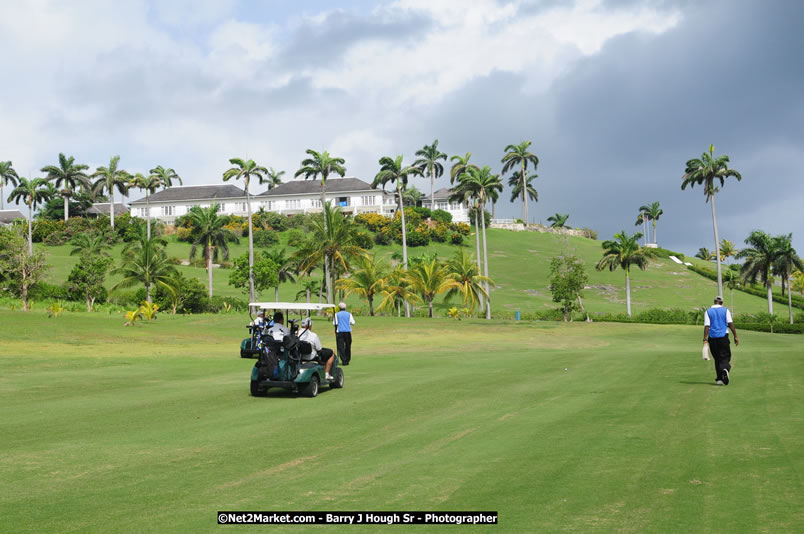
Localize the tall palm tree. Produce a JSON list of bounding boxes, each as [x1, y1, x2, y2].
[[635, 211, 648, 246], [405, 257, 461, 318], [128, 172, 162, 240], [639, 201, 663, 245], [223, 158, 268, 304], [112, 228, 178, 303], [264, 248, 296, 301], [681, 144, 742, 296], [70, 233, 112, 258], [450, 182, 485, 312], [92, 156, 129, 230], [771, 233, 803, 323], [737, 230, 778, 314], [373, 155, 423, 317], [459, 166, 502, 320], [336, 253, 390, 316], [719, 239, 738, 264], [295, 149, 346, 211], [0, 161, 19, 211], [293, 203, 365, 305], [547, 213, 569, 228], [501, 141, 539, 225], [8, 177, 52, 255], [449, 152, 478, 185], [414, 139, 447, 211], [188, 204, 239, 298], [507, 170, 538, 223], [444, 248, 491, 314], [149, 165, 182, 188], [596, 230, 654, 317], [265, 167, 285, 190], [41, 153, 90, 222], [295, 278, 320, 305]]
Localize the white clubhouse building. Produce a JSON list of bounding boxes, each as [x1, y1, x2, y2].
[[130, 177, 470, 223]]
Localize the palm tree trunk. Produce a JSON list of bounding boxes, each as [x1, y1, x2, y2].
[[521, 162, 528, 225], [27, 201, 33, 256], [710, 193, 723, 297], [246, 181, 255, 305], [788, 276, 793, 324], [481, 200, 491, 320], [369, 295, 374, 317], [430, 170, 435, 214], [474, 208, 485, 312], [146, 282, 152, 303], [110, 186, 115, 230], [306, 287, 311, 304], [324, 255, 332, 305], [653, 220, 657, 245], [64, 194, 69, 222], [1, 183, 4, 210], [207, 240, 213, 298], [766, 282, 773, 315], [146, 189, 151, 240], [625, 269, 632, 317], [428, 298, 433, 318], [399, 187, 410, 318], [275, 285, 279, 302]]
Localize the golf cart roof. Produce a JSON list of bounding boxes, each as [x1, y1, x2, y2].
[[250, 302, 336, 311]]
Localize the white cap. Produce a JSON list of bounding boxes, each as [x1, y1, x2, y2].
[[339, 302, 346, 310], [301, 317, 312, 327]]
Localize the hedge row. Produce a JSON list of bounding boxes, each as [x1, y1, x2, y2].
[[686, 264, 804, 310]]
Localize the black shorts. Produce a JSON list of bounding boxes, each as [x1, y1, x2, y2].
[[318, 348, 334, 364]]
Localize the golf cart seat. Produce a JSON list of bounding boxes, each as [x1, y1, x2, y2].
[[298, 340, 315, 361]]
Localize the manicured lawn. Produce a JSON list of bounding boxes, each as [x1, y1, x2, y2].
[[38, 228, 781, 317], [1, 311, 801, 532]]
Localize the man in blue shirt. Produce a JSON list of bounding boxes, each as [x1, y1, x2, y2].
[[333, 302, 355, 365], [703, 296, 739, 385]]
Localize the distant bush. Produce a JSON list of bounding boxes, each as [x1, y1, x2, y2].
[[28, 282, 72, 301], [468, 207, 491, 228], [430, 209, 452, 223], [286, 229, 305, 245], [353, 230, 374, 250], [175, 227, 192, 242], [355, 213, 391, 232], [653, 247, 685, 260], [254, 211, 288, 232], [449, 232, 464, 245], [253, 229, 279, 248], [580, 228, 598, 240], [167, 256, 183, 265], [43, 232, 70, 246], [374, 229, 393, 246], [687, 264, 804, 310], [405, 227, 431, 247], [450, 222, 471, 236], [431, 223, 449, 243], [107, 290, 140, 307], [410, 207, 431, 220], [287, 213, 313, 229]]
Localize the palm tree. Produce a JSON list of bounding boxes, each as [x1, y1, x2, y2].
[[444, 248, 491, 314], [639, 201, 663, 245], [458, 166, 502, 320], [264, 248, 296, 301], [295, 278, 320, 305], [293, 203, 365, 306], [414, 139, 447, 211], [70, 233, 112, 258], [450, 182, 485, 312], [377, 265, 421, 317], [92, 156, 129, 230], [265, 167, 285, 190], [507, 170, 538, 222], [792, 270, 804, 297], [771, 233, 803, 323], [547, 213, 569, 229], [723, 268, 740, 316], [188, 204, 239, 298], [336, 253, 390, 316], [8, 177, 52, 255], [681, 144, 742, 296], [0, 161, 19, 211], [112, 228, 178, 303], [695, 248, 714, 261], [149, 165, 182, 188], [449, 153, 478, 184], [373, 155, 423, 317], [635, 211, 648, 246], [295, 149, 347, 212], [128, 172, 162, 240], [719, 239, 739, 264], [40, 153, 90, 222], [223, 158, 268, 304], [405, 257, 460, 318], [596, 230, 654, 317], [737, 230, 777, 314], [401, 185, 423, 207], [501, 141, 539, 225]]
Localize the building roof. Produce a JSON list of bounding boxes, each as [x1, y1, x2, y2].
[[87, 203, 129, 215], [431, 188, 457, 201], [130, 184, 247, 204], [0, 209, 25, 224], [257, 177, 381, 197]]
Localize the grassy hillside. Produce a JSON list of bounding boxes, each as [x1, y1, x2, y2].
[[2, 311, 801, 532], [38, 228, 781, 317]]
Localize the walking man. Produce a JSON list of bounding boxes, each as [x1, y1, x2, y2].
[[703, 295, 739, 385], [333, 302, 355, 365]]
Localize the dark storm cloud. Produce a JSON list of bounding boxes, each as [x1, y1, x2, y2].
[[278, 8, 433, 69]]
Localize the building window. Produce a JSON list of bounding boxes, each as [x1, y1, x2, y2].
[[139, 208, 148, 217], [361, 195, 375, 206], [285, 199, 300, 210], [161, 206, 175, 216], [311, 199, 322, 208]]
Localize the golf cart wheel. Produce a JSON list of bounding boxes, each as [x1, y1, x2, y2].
[[302, 374, 320, 398], [330, 368, 344, 389], [250, 380, 268, 397]]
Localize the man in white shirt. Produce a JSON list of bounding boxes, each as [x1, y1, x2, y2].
[[703, 295, 739, 385], [299, 317, 335, 380]]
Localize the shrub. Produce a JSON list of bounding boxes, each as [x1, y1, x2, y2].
[[287, 213, 314, 229], [405, 227, 431, 247], [468, 207, 491, 227], [28, 282, 72, 301], [353, 230, 374, 250], [449, 232, 464, 245], [286, 229, 305, 245], [450, 222, 471, 236], [175, 227, 192, 242], [224, 221, 248, 237], [653, 247, 685, 260], [206, 295, 248, 313], [431, 223, 449, 243], [107, 290, 141, 307], [254, 211, 288, 231], [374, 229, 393, 245], [355, 212, 392, 232], [687, 264, 804, 310], [253, 229, 280, 248], [43, 232, 70, 246], [32, 219, 66, 242], [430, 209, 452, 223], [580, 228, 598, 240]]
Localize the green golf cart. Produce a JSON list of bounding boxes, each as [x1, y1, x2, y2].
[[246, 302, 344, 398]]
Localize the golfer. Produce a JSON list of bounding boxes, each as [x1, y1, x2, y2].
[[333, 302, 355, 366], [703, 295, 739, 385], [299, 317, 335, 380]]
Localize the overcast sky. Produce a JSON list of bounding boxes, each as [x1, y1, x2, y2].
[[1, 0, 801, 255]]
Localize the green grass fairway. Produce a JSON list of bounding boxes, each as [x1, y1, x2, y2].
[[2, 311, 802, 532]]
